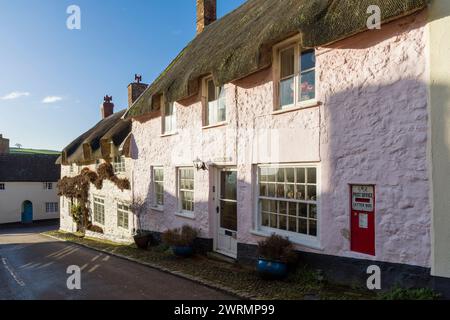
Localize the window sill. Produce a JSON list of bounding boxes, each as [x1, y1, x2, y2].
[[250, 229, 323, 251], [151, 206, 164, 212], [202, 121, 228, 130], [273, 100, 321, 115], [175, 211, 195, 220], [160, 131, 178, 138]]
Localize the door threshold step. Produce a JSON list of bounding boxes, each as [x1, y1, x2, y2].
[[207, 252, 237, 264]]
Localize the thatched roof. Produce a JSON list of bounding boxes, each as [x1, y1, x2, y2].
[[58, 110, 131, 165], [0, 154, 60, 182], [125, 0, 428, 119]]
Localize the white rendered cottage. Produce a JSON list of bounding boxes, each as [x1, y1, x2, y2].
[[58, 80, 147, 243], [0, 135, 60, 225]]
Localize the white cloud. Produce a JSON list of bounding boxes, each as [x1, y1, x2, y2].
[[42, 96, 63, 104], [1, 91, 30, 100]]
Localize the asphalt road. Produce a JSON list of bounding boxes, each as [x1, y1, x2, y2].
[[0, 222, 235, 300]]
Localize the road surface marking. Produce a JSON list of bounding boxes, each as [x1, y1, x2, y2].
[[88, 264, 100, 273], [91, 254, 101, 262], [1, 258, 26, 287]]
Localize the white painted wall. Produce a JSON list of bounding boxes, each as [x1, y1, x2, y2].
[[0, 182, 59, 224], [59, 159, 133, 243]]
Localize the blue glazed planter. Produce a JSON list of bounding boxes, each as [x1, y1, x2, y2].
[[257, 259, 288, 279], [172, 246, 194, 257]]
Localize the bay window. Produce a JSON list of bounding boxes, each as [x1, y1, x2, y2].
[[258, 166, 318, 238]]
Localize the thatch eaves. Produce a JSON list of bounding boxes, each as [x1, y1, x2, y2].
[[59, 110, 131, 165], [125, 0, 428, 119]]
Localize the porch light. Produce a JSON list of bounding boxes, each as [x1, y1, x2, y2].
[[193, 157, 207, 171]]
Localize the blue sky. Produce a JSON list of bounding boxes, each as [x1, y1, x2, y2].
[[0, 0, 245, 150]]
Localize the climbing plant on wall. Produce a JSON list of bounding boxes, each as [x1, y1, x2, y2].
[[57, 162, 131, 233]]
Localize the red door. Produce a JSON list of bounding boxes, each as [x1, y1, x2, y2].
[[350, 185, 375, 256]]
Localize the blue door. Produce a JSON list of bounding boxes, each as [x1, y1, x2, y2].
[[22, 201, 33, 224]]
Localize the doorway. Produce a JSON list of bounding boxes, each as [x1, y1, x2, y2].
[[215, 168, 238, 258], [22, 200, 33, 224]]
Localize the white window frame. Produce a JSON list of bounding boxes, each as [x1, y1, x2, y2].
[[152, 167, 164, 210], [203, 76, 227, 127], [254, 163, 321, 249], [93, 196, 105, 226], [273, 35, 317, 112], [113, 156, 126, 173], [162, 100, 177, 135], [177, 167, 195, 218], [43, 182, 53, 190], [45, 202, 59, 213], [0, 183, 5, 191], [117, 202, 130, 230]]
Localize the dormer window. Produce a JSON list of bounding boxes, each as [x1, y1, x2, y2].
[[113, 156, 126, 173], [204, 77, 226, 126], [151, 94, 162, 112], [162, 102, 176, 135], [274, 38, 316, 110]]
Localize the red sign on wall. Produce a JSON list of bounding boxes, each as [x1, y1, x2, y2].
[[350, 185, 375, 256]]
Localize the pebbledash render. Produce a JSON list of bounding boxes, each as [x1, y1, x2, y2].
[[125, 0, 450, 292]]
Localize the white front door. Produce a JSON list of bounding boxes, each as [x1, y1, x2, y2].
[[215, 168, 238, 258]]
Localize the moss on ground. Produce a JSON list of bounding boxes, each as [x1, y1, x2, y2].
[[43, 230, 408, 300]]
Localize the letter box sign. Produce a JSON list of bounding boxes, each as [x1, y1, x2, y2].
[[350, 185, 375, 256]]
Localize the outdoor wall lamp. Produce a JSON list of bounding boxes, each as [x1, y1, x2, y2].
[[193, 157, 208, 171]]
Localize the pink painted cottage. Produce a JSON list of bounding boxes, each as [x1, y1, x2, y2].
[[122, 0, 450, 293]]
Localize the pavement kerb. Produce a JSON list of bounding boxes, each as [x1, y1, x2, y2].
[[42, 232, 256, 300]]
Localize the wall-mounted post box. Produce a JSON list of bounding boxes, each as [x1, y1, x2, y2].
[[350, 185, 375, 256]]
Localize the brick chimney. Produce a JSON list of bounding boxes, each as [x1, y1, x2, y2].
[[196, 0, 216, 35], [128, 74, 148, 107], [0, 134, 10, 154], [101, 95, 114, 119]]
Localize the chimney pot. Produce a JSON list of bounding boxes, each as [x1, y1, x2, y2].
[[101, 95, 114, 119], [196, 0, 217, 35]]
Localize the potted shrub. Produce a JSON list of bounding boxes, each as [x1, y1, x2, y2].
[[162, 225, 198, 257], [257, 234, 297, 279], [130, 198, 153, 249]]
